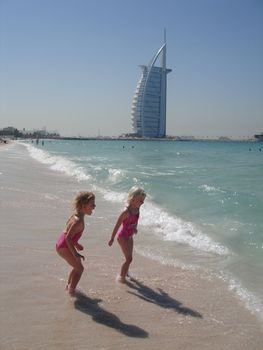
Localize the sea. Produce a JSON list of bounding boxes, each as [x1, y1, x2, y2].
[[21, 139, 263, 321]]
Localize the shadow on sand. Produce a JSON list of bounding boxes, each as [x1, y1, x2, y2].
[[126, 278, 202, 318], [74, 291, 148, 338]]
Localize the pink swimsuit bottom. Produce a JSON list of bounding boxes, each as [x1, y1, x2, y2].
[[117, 212, 139, 239], [56, 231, 83, 249]]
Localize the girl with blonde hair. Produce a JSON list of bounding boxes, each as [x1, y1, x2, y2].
[[108, 187, 146, 283]]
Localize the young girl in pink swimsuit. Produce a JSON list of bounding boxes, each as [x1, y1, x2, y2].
[[56, 192, 96, 295], [108, 187, 146, 283]]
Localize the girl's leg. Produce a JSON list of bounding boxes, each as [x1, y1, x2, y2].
[[117, 237, 133, 280], [67, 269, 74, 289], [69, 264, 84, 292], [56, 248, 84, 294]]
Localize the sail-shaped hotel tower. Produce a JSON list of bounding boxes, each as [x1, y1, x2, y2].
[[131, 39, 172, 138]]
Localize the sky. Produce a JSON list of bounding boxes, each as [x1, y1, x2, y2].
[[1, 0, 262, 137]]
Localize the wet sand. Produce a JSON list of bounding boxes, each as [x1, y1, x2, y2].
[[0, 142, 262, 350]]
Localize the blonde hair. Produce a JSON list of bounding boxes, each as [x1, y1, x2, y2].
[[127, 186, 146, 204], [74, 191, 95, 212]]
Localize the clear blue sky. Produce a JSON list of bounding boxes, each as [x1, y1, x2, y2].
[[1, 0, 262, 137]]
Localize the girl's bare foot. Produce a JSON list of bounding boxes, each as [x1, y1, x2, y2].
[[68, 287, 75, 296], [116, 275, 126, 283]]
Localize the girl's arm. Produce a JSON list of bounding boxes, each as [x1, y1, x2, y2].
[[75, 242, 84, 251], [108, 210, 128, 246], [65, 219, 85, 260]]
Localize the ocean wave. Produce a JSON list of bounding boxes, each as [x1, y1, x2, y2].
[[22, 143, 92, 182], [135, 246, 198, 270], [101, 189, 126, 203], [100, 187, 229, 256], [140, 202, 229, 256], [218, 272, 263, 322], [108, 168, 126, 183], [138, 170, 176, 177], [199, 184, 226, 193]]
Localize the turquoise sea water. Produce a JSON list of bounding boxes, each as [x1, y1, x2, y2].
[[22, 139, 263, 320]]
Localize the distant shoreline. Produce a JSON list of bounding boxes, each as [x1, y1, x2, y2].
[[2, 135, 261, 142], [21, 136, 260, 142]]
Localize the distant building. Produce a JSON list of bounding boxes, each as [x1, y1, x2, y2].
[[131, 37, 172, 138], [0, 126, 19, 138], [0, 126, 60, 139], [2, 126, 16, 133]]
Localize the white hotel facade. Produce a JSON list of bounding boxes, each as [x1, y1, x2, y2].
[[131, 41, 172, 138]]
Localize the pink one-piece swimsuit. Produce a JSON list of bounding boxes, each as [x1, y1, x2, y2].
[[117, 211, 139, 239], [56, 230, 83, 249]]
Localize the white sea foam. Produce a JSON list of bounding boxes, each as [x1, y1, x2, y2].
[[135, 246, 198, 270], [102, 190, 126, 203], [108, 168, 125, 183], [23, 143, 91, 182], [199, 184, 226, 193], [138, 170, 176, 177], [140, 201, 229, 256], [217, 272, 263, 322]]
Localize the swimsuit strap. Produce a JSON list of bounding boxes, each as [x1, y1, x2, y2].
[[127, 206, 139, 216]]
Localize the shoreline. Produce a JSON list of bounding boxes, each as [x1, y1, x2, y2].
[[15, 136, 261, 142], [1, 143, 262, 349]]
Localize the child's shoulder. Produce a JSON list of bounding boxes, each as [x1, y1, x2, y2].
[[67, 214, 82, 227], [73, 214, 84, 225], [120, 207, 129, 218]]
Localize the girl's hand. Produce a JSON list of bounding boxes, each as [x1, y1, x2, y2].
[[131, 224, 138, 234], [76, 243, 84, 251], [75, 252, 85, 260], [108, 238, 114, 246]]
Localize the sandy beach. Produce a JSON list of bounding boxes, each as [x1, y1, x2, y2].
[[0, 142, 262, 350]]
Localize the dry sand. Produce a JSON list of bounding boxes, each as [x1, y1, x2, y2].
[[0, 142, 262, 350]]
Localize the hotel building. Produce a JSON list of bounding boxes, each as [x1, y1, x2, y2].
[[131, 41, 172, 137]]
